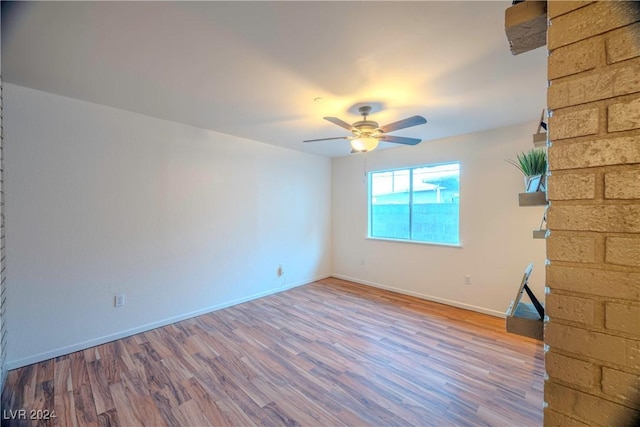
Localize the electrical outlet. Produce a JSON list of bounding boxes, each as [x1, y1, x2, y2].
[[464, 275, 471, 286], [114, 293, 125, 307]]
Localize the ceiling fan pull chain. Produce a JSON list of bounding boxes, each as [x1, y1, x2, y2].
[[363, 152, 368, 184]]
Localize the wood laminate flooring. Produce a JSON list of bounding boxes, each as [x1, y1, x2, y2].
[[2, 278, 544, 426]]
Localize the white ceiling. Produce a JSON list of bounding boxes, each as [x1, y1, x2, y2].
[[2, 1, 547, 158]]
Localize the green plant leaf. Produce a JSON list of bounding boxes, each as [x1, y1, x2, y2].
[[506, 149, 547, 176]]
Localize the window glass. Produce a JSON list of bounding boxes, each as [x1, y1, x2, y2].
[[369, 162, 460, 245]]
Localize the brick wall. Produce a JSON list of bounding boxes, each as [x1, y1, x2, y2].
[[545, 1, 640, 425]]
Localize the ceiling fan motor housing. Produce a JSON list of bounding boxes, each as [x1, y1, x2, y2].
[[352, 120, 380, 135]]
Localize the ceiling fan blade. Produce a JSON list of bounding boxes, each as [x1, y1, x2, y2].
[[324, 117, 354, 131], [380, 115, 427, 133], [380, 135, 422, 145], [303, 136, 349, 143]]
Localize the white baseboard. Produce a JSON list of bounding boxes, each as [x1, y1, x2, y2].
[[331, 274, 506, 318], [7, 274, 331, 370]]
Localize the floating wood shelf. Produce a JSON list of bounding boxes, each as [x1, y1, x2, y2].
[[505, 0, 547, 55], [506, 302, 543, 340], [519, 191, 547, 206], [532, 229, 547, 239], [533, 132, 547, 147]]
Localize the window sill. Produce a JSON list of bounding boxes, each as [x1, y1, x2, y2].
[[366, 236, 462, 248]]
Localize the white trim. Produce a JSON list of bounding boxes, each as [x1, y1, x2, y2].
[[331, 274, 506, 318], [6, 274, 330, 370], [365, 237, 462, 248]]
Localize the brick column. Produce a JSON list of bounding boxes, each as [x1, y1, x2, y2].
[[545, 1, 640, 425]]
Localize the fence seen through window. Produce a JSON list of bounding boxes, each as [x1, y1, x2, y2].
[[369, 162, 460, 245]]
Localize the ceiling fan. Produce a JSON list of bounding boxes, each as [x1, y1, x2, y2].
[[304, 106, 427, 153]]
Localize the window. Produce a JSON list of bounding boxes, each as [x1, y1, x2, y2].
[[369, 162, 460, 245]]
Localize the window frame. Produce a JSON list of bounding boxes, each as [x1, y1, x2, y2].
[[367, 162, 461, 247]]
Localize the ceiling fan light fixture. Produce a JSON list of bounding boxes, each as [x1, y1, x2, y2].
[[351, 136, 379, 153]]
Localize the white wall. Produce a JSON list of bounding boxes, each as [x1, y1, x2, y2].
[[332, 122, 546, 317], [4, 84, 332, 368]]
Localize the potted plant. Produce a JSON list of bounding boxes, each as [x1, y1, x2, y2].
[[506, 148, 547, 191]]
